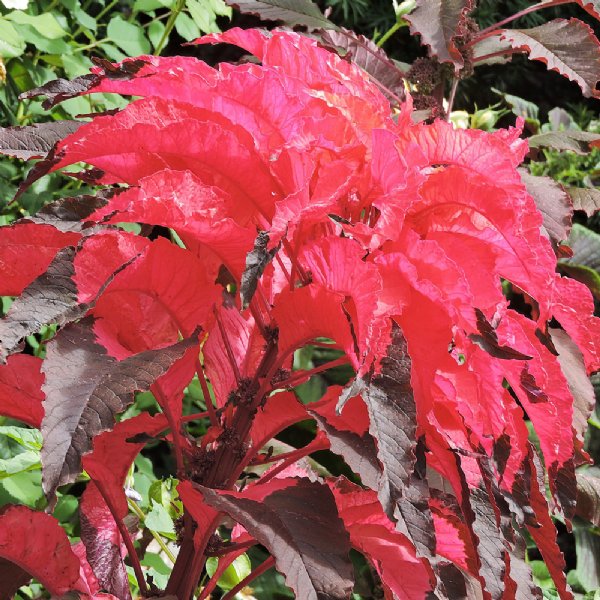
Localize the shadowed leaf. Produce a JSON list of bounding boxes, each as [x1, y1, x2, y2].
[[198, 478, 354, 600], [469, 309, 533, 360], [0, 121, 83, 160], [520, 170, 572, 250], [576, 472, 600, 526], [404, 0, 475, 66], [41, 318, 199, 501], [560, 224, 600, 298], [528, 130, 600, 154], [567, 187, 600, 216], [224, 0, 335, 30]]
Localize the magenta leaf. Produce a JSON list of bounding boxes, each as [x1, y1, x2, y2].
[[198, 478, 354, 600], [41, 318, 199, 501], [498, 18, 600, 98], [0, 121, 82, 160]]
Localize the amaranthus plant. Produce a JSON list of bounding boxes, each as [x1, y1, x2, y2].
[[0, 16, 599, 600]]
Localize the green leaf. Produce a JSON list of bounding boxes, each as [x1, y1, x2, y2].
[[0, 451, 41, 478], [141, 552, 171, 588], [53, 494, 79, 523], [208, 0, 232, 17], [148, 20, 167, 50], [205, 553, 252, 591], [0, 426, 42, 451], [135, 0, 175, 10], [11, 23, 71, 54], [187, 0, 220, 33], [144, 499, 175, 534], [174, 12, 201, 41], [0, 18, 26, 58], [59, 0, 97, 32], [107, 16, 151, 56], [5, 12, 67, 40], [0, 470, 44, 507], [62, 54, 94, 80]]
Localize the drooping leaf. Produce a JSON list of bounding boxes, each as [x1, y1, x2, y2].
[[41, 318, 199, 501], [224, 0, 335, 30], [567, 186, 600, 216], [80, 483, 131, 600], [404, 0, 475, 67], [576, 472, 600, 526], [197, 477, 354, 600], [550, 328, 595, 457], [498, 18, 600, 98], [241, 231, 279, 309], [0, 121, 83, 160], [528, 130, 600, 153], [560, 224, 600, 298], [0, 354, 44, 427], [0, 505, 84, 596], [519, 170, 572, 250]]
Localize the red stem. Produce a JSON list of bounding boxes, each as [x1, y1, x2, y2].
[[221, 557, 276, 600], [207, 538, 256, 557], [213, 307, 243, 384], [258, 437, 330, 485], [152, 382, 185, 476], [195, 358, 219, 427], [181, 410, 209, 423], [473, 0, 572, 40], [273, 356, 350, 390]]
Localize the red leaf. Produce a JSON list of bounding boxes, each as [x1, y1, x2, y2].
[[0, 223, 79, 296], [0, 505, 84, 596], [0, 354, 44, 427], [330, 478, 434, 599], [497, 19, 600, 98], [82, 412, 168, 520]]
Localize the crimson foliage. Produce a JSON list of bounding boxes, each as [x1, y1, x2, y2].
[[0, 25, 598, 600]]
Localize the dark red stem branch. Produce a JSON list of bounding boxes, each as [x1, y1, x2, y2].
[[195, 358, 219, 427]]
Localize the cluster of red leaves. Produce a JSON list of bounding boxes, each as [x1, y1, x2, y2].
[[0, 27, 599, 600]]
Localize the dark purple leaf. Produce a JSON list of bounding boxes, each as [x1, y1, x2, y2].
[[41, 318, 199, 501], [309, 408, 380, 491], [519, 170, 572, 250], [20, 59, 146, 109], [198, 478, 354, 600], [241, 231, 279, 309], [319, 28, 405, 98], [0, 121, 82, 160], [404, 0, 475, 66], [225, 0, 335, 30], [498, 18, 600, 98], [22, 191, 113, 233], [528, 130, 600, 154], [80, 483, 131, 600], [567, 186, 600, 216], [339, 323, 437, 557], [576, 472, 600, 526], [550, 328, 595, 453]]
